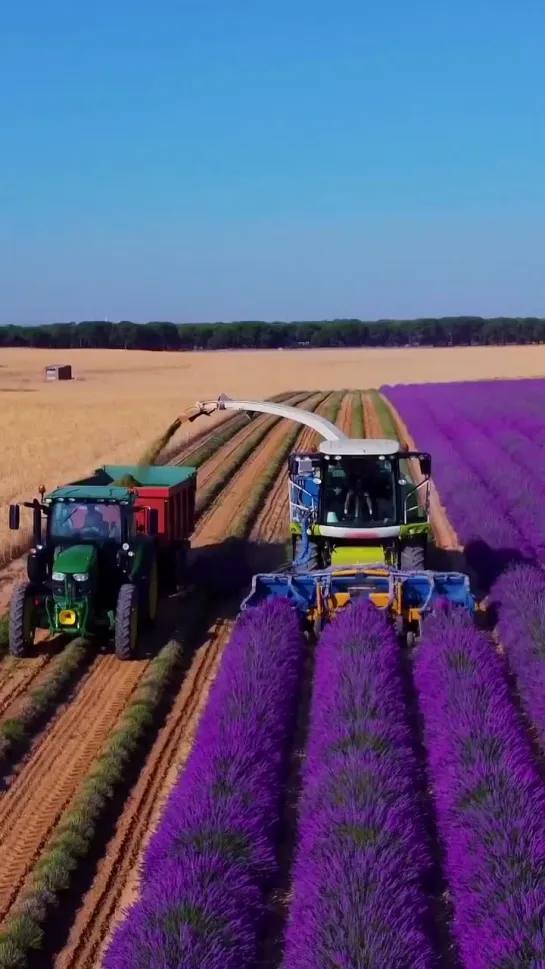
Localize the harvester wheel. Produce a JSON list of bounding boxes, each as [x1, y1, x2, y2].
[[9, 583, 36, 657], [400, 541, 427, 571], [115, 584, 139, 660]]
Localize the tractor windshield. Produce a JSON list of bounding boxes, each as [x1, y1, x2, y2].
[[322, 457, 396, 526], [49, 502, 122, 542]]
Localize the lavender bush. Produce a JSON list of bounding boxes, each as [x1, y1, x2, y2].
[[493, 563, 545, 751], [281, 599, 437, 969], [104, 598, 304, 969], [415, 604, 545, 969]]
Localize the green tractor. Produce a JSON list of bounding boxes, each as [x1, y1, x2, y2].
[[7, 464, 196, 659]]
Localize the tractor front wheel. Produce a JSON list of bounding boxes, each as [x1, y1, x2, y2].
[[9, 583, 36, 657], [115, 584, 139, 660]]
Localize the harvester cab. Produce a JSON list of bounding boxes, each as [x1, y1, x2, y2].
[[7, 463, 196, 659], [288, 440, 432, 572], [190, 394, 476, 642]]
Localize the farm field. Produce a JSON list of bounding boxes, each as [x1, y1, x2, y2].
[[2, 363, 545, 966], [3, 342, 545, 567]]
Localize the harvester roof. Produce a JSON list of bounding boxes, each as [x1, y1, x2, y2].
[[318, 438, 400, 457]]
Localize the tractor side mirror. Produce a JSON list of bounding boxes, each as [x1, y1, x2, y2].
[[419, 455, 431, 477], [147, 508, 159, 537], [9, 504, 20, 531]]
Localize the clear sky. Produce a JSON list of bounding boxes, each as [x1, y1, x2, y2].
[[1, 0, 544, 324]]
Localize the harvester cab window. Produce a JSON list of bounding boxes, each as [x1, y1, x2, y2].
[[323, 457, 396, 526]]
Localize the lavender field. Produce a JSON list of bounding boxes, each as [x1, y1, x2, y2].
[[104, 378, 545, 969]]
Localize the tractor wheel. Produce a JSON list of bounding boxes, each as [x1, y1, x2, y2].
[[115, 584, 139, 660], [400, 541, 427, 571], [9, 583, 36, 657], [142, 556, 159, 625]]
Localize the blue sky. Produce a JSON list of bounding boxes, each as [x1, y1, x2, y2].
[[1, 0, 544, 323]]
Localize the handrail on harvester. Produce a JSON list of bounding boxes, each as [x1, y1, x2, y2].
[[190, 394, 348, 443]]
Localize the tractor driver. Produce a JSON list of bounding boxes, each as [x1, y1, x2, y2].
[[82, 505, 111, 538]]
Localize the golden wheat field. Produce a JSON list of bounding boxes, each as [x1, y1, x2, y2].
[[1, 342, 545, 564]]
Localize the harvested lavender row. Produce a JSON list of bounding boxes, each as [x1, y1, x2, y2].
[[103, 598, 304, 969], [415, 605, 545, 969], [493, 563, 545, 751], [281, 599, 437, 969]]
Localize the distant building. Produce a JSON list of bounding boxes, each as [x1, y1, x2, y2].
[[44, 364, 72, 381]]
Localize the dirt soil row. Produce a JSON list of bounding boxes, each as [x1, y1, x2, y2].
[[362, 390, 385, 438]]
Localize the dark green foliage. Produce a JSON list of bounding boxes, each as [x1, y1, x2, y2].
[[1, 316, 544, 351]]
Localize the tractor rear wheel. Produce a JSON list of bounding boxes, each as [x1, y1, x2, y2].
[[9, 583, 36, 657], [115, 584, 139, 660], [400, 541, 427, 571]]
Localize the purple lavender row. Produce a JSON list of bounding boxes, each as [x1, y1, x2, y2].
[[281, 599, 438, 969], [103, 599, 304, 969], [415, 604, 545, 969], [493, 563, 545, 753], [382, 383, 535, 584]]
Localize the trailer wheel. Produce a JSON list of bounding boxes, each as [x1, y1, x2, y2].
[[142, 556, 159, 625], [115, 584, 138, 660], [9, 583, 36, 657]]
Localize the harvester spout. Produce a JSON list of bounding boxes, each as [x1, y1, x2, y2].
[[193, 394, 348, 442], [174, 402, 218, 426]]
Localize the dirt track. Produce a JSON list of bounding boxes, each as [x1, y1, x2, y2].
[[336, 391, 356, 436], [362, 391, 385, 438]]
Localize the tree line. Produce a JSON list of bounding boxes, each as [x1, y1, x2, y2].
[[0, 317, 544, 351]]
